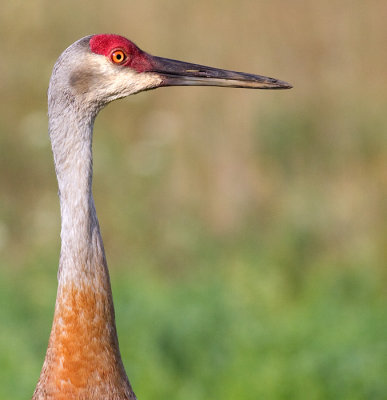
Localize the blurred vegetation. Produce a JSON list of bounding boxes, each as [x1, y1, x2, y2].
[[0, 1, 386, 399]]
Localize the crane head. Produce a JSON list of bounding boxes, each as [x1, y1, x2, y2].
[[50, 34, 291, 110]]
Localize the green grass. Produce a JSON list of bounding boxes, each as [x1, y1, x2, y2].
[[1, 102, 386, 399], [0, 228, 386, 400], [1, 104, 386, 399]]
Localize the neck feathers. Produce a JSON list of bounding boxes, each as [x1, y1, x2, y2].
[[49, 97, 101, 281], [33, 89, 136, 399], [33, 281, 135, 399]]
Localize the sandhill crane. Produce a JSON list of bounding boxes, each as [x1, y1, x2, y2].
[[32, 34, 291, 399]]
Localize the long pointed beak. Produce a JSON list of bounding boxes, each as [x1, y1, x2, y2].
[[147, 54, 292, 90]]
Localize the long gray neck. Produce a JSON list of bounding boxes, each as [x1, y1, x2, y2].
[[33, 43, 136, 400], [49, 95, 106, 284]]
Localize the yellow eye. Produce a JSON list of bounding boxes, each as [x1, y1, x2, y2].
[[111, 50, 127, 64]]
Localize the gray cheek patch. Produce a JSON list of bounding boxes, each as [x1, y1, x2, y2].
[[69, 68, 102, 95]]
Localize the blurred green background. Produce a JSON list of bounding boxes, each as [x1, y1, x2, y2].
[[1, 1, 386, 399]]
